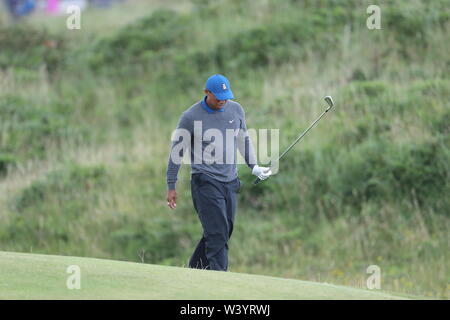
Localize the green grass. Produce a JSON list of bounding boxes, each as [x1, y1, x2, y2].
[[0, 251, 416, 300]]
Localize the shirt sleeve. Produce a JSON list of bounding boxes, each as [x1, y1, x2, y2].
[[166, 112, 192, 190], [237, 106, 257, 169]]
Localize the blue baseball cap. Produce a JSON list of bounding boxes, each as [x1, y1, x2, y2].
[[205, 74, 234, 101]]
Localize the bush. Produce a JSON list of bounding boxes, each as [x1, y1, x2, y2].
[[1, 163, 108, 252], [384, 2, 450, 55], [352, 81, 387, 97], [409, 79, 450, 97], [87, 4, 355, 81], [0, 95, 79, 159], [89, 9, 191, 69], [0, 23, 66, 73], [109, 218, 190, 263], [330, 140, 448, 207], [390, 141, 448, 205], [335, 117, 391, 146], [0, 153, 17, 177], [433, 111, 450, 135], [14, 163, 107, 212]]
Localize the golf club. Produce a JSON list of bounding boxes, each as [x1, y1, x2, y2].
[[253, 96, 335, 185]]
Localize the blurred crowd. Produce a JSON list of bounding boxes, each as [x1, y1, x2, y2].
[[2, 0, 125, 19]]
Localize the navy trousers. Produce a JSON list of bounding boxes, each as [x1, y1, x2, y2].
[[189, 173, 241, 271]]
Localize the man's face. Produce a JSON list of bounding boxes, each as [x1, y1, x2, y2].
[[205, 90, 227, 110]]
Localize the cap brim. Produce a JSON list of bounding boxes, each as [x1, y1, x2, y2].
[[213, 90, 234, 100]]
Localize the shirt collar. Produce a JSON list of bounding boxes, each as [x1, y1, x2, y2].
[[201, 96, 226, 113]]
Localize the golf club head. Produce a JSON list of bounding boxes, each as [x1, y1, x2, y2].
[[324, 96, 334, 110]]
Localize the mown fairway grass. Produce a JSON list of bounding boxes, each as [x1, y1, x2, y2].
[[0, 251, 417, 300]]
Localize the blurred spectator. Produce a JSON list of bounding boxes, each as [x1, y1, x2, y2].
[[45, 0, 58, 14], [88, 0, 124, 8], [60, 0, 87, 12], [2, 0, 125, 19], [46, 0, 88, 14], [3, 0, 36, 19]]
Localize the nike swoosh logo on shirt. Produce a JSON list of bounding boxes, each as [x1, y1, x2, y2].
[[229, 119, 235, 123]]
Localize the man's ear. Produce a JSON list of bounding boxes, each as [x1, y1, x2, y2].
[[204, 89, 209, 95]]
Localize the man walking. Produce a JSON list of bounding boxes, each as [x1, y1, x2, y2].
[[166, 74, 272, 271]]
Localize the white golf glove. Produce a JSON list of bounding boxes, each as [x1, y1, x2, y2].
[[252, 165, 272, 181]]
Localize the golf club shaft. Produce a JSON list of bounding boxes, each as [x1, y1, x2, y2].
[[253, 105, 332, 185]]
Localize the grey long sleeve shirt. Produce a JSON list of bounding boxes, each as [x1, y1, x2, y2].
[[166, 97, 257, 190]]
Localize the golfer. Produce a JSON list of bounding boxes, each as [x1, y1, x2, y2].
[[166, 74, 272, 271]]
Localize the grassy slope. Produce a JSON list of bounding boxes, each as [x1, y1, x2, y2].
[[0, 251, 414, 300]]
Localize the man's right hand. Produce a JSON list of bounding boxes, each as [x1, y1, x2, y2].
[[167, 190, 177, 209]]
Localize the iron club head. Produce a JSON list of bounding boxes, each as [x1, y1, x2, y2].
[[324, 96, 334, 110]]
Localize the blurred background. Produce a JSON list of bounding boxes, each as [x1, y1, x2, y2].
[[0, 0, 448, 298]]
